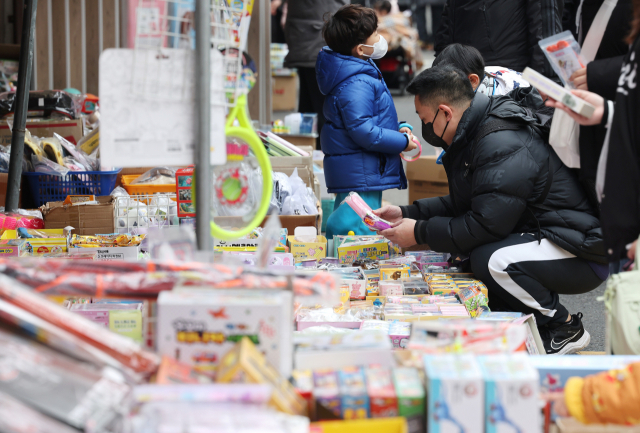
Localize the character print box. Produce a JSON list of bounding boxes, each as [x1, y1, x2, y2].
[[157, 289, 293, 376], [176, 166, 195, 217]]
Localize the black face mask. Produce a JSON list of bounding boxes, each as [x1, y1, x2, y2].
[[422, 109, 450, 150]]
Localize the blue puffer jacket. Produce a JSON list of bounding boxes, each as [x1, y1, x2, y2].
[[316, 48, 408, 193]]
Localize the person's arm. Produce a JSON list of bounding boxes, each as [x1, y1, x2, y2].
[[564, 362, 640, 424], [434, 1, 452, 55], [337, 80, 409, 154], [587, 56, 626, 100], [400, 195, 455, 221], [414, 132, 537, 252]]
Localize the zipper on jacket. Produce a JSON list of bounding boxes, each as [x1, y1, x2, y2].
[[379, 154, 386, 175]]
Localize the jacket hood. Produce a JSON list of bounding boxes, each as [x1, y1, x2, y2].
[[316, 48, 380, 95]]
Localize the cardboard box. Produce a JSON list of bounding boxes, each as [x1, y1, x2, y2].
[[0, 117, 84, 147], [365, 366, 399, 418], [270, 154, 314, 188], [275, 133, 317, 148], [406, 156, 449, 203], [272, 75, 298, 111], [287, 227, 327, 263], [424, 354, 484, 433], [478, 354, 540, 433], [157, 289, 293, 376], [69, 246, 140, 261], [556, 417, 640, 433], [392, 367, 425, 433], [40, 196, 115, 236]]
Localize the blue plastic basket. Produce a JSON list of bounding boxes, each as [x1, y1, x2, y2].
[[23, 169, 121, 206]]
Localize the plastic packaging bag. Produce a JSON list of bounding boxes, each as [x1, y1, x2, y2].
[[271, 171, 292, 213], [55, 133, 95, 171], [281, 168, 318, 216], [539, 30, 586, 88], [131, 167, 176, 185], [343, 191, 392, 231], [31, 154, 70, 177], [0, 90, 77, 119]]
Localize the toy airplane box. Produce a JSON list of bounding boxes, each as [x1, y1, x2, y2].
[[157, 289, 293, 376], [529, 355, 640, 393], [478, 354, 540, 433], [287, 227, 327, 263], [424, 354, 484, 433]]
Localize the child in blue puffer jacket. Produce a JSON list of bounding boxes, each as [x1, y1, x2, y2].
[[317, 4, 417, 239]]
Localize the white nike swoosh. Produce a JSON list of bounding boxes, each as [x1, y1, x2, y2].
[[550, 334, 576, 350]]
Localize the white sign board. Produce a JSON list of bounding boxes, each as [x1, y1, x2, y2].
[[99, 48, 226, 168]]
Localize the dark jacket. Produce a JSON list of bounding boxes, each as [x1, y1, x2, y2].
[[316, 48, 408, 193], [601, 37, 640, 261], [563, 0, 633, 182], [435, 0, 554, 78], [400, 92, 606, 263], [284, 0, 348, 68]]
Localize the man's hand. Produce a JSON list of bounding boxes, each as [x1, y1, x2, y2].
[[545, 89, 605, 126], [373, 205, 403, 224], [379, 219, 417, 248], [628, 240, 638, 261], [271, 0, 282, 15], [570, 68, 588, 91]]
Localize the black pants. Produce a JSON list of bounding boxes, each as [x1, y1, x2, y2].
[[470, 233, 604, 327], [297, 66, 326, 149]]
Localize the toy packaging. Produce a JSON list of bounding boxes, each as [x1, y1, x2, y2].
[[0, 239, 32, 257], [478, 354, 540, 433], [287, 227, 327, 263], [539, 30, 585, 88], [528, 355, 640, 393], [380, 265, 411, 281], [393, 367, 425, 433], [336, 236, 391, 265], [176, 166, 195, 217], [522, 67, 596, 118], [424, 354, 484, 433], [344, 192, 392, 231], [157, 289, 293, 376], [365, 366, 399, 418], [314, 369, 342, 420], [338, 366, 370, 419], [216, 337, 307, 416], [457, 284, 490, 318]]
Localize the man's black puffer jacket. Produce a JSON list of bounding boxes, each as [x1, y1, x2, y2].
[[400, 92, 607, 264]]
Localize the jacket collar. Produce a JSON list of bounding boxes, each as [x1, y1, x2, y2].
[[448, 92, 491, 153]]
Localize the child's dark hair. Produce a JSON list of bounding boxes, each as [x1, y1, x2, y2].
[[374, 1, 392, 14], [432, 44, 485, 80], [323, 4, 378, 56]]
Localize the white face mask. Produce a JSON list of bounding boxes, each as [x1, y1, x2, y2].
[[360, 35, 388, 59]]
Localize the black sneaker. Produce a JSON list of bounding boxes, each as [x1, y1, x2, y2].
[[540, 312, 591, 355]]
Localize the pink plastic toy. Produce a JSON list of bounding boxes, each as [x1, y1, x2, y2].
[[344, 192, 393, 231], [401, 137, 422, 162]]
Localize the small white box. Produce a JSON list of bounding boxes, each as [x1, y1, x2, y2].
[[69, 246, 140, 261], [424, 354, 484, 433], [478, 354, 540, 433], [522, 67, 596, 118], [158, 289, 293, 376]]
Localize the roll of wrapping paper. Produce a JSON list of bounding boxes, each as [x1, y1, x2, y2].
[[0, 274, 159, 376]]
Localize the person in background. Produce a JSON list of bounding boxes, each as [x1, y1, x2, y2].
[[561, 0, 632, 237], [414, 0, 446, 49], [375, 66, 607, 354], [545, 0, 640, 266], [435, 0, 562, 80], [374, 0, 423, 66], [548, 361, 640, 425], [283, 0, 348, 149], [271, 0, 286, 44], [316, 4, 417, 238]]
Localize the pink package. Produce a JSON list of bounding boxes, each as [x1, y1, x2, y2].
[[344, 192, 392, 231]]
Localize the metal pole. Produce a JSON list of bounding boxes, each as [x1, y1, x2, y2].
[[195, 0, 212, 251], [6, 0, 37, 212], [258, 0, 270, 125]]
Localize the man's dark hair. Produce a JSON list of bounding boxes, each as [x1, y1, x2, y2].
[[323, 5, 378, 56], [406, 65, 475, 108], [373, 1, 392, 14], [432, 44, 485, 80]]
